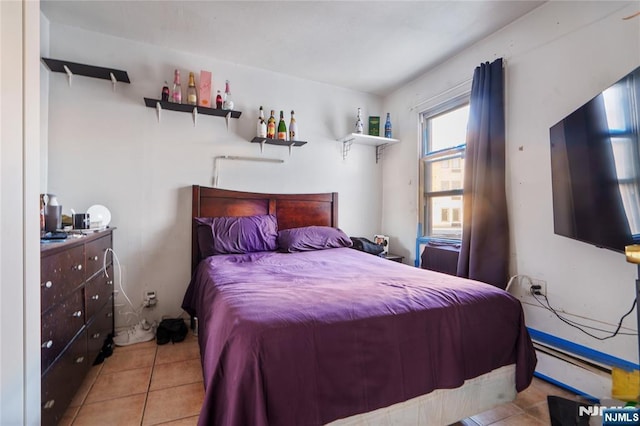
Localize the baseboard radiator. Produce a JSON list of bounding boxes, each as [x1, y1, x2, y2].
[[527, 328, 636, 402], [420, 242, 460, 276]]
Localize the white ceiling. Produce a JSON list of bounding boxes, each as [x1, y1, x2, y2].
[[40, 1, 545, 96]]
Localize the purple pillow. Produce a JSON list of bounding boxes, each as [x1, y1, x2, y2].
[[278, 226, 353, 252], [195, 215, 278, 257]]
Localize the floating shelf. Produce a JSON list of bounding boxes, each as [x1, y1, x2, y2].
[[144, 98, 241, 127], [250, 137, 307, 155], [339, 133, 400, 163], [250, 137, 307, 147], [41, 58, 130, 87]]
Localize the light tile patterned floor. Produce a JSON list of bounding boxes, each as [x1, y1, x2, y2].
[[62, 331, 582, 426], [60, 332, 203, 426]]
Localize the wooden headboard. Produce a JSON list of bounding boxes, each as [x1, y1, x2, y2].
[[192, 185, 339, 271]]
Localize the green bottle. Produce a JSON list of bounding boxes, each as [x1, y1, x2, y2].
[[277, 110, 287, 140]]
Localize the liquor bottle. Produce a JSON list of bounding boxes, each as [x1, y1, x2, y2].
[[257, 106, 267, 138], [267, 110, 276, 139], [222, 80, 234, 110], [186, 72, 197, 105], [384, 113, 392, 138], [289, 110, 298, 141], [277, 111, 287, 140], [161, 81, 170, 102], [215, 90, 223, 109], [171, 69, 182, 104], [355, 108, 364, 134]]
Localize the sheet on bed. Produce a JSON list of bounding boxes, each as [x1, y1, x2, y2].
[[182, 248, 536, 426]]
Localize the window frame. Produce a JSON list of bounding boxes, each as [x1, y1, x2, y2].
[[418, 93, 470, 242]]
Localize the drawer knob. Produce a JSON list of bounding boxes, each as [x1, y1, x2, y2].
[[41, 280, 52, 288], [75, 356, 85, 364], [91, 332, 101, 339], [106, 312, 113, 318], [43, 399, 55, 410], [92, 294, 100, 300], [72, 310, 82, 318], [89, 255, 98, 261], [107, 280, 114, 286], [42, 340, 53, 349], [72, 264, 83, 271]]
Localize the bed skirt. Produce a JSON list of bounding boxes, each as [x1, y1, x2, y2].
[[329, 364, 516, 426]]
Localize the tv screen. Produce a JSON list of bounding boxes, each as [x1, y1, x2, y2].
[[549, 66, 640, 253]]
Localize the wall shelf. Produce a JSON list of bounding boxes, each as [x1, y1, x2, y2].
[[339, 133, 399, 163], [41, 57, 130, 88], [144, 98, 242, 126], [250, 137, 307, 155]]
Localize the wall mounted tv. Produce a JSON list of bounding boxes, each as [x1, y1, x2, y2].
[[550, 66, 640, 253]]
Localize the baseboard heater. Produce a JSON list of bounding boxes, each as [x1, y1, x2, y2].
[[528, 328, 638, 403]]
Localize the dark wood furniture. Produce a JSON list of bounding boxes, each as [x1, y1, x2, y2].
[[191, 185, 338, 272], [40, 229, 115, 426], [381, 253, 404, 263]]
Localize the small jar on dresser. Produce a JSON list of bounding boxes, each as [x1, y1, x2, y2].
[[40, 228, 115, 426]]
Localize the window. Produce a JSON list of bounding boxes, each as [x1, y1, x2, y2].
[[420, 96, 470, 240]]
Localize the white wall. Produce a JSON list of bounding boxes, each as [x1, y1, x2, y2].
[[383, 1, 640, 364], [46, 23, 384, 327], [1, 0, 41, 423]]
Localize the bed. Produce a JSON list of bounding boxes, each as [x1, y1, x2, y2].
[[182, 185, 537, 426]]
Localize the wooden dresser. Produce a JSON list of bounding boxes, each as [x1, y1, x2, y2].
[[40, 228, 115, 426]]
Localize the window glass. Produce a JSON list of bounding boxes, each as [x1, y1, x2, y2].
[[420, 98, 469, 240]]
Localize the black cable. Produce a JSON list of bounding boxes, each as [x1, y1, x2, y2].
[[531, 292, 637, 340], [534, 294, 637, 336]]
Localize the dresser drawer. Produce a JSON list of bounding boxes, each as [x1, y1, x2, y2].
[[41, 329, 89, 426], [41, 245, 85, 312], [87, 298, 114, 361], [85, 264, 114, 319], [85, 235, 112, 278], [41, 289, 85, 371]]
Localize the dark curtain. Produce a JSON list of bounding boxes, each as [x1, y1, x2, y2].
[[456, 58, 509, 288]]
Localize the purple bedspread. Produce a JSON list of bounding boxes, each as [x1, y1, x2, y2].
[[182, 248, 536, 426]]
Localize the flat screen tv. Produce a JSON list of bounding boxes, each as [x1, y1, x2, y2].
[[550, 66, 640, 253]]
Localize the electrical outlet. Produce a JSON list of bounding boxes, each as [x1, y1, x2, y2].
[[143, 290, 157, 308], [530, 279, 547, 296]]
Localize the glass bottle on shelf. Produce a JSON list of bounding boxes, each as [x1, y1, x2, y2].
[[257, 106, 267, 138], [355, 108, 364, 134], [289, 110, 298, 141], [384, 113, 392, 138], [277, 111, 287, 140], [215, 90, 223, 109], [222, 80, 234, 110], [161, 81, 170, 102], [171, 69, 182, 104], [186, 72, 198, 106], [267, 110, 276, 139]]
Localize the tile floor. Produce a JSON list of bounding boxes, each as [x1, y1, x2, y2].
[[62, 333, 583, 426], [60, 332, 203, 426]]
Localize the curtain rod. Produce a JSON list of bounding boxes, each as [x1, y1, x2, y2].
[[410, 57, 508, 111]]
